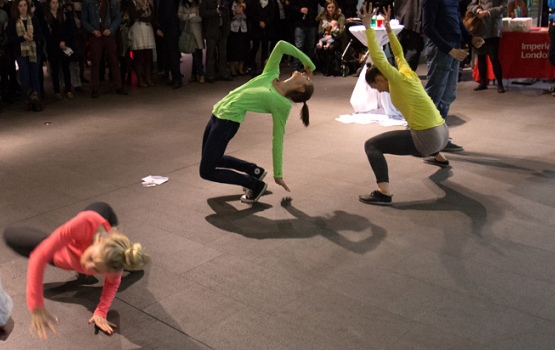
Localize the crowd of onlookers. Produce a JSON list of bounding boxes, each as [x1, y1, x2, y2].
[[0, 0, 375, 112]]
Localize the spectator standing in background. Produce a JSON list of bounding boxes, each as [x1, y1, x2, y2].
[[153, 0, 182, 88], [422, 0, 484, 152]]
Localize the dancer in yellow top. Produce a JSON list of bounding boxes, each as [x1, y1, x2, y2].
[[359, 4, 450, 206]]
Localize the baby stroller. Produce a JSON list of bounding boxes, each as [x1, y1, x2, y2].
[[338, 19, 368, 77]]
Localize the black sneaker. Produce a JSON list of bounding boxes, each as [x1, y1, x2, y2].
[[423, 157, 450, 168], [116, 87, 128, 95], [91, 90, 99, 99], [442, 141, 464, 152], [241, 180, 268, 204], [243, 167, 267, 193], [359, 191, 392, 206]]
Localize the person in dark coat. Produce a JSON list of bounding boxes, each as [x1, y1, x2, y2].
[[395, 0, 424, 71], [246, 0, 276, 72], [200, 0, 232, 83], [153, 0, 182, 88]]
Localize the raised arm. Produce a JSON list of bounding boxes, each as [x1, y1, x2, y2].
[[263, 40, 316, 75], [360, 4, 401, 81]]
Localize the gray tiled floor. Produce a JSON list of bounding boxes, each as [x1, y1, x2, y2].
[[1, 58, 555, 349]]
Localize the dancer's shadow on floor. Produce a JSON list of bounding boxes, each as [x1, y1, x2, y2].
[[43, 270, 146, 332], [448, 151, 555, 207], [42, 270, 201, 347], [393, 168, 496, 238], [205, 195, 386, 254]]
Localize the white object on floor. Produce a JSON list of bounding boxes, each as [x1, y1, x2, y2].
[[336, 110, 407, 127], [141, 175, 169, 187]]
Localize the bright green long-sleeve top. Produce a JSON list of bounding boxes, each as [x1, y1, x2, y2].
[[212, 40, 315, 179], [365, 28, 444, 131]]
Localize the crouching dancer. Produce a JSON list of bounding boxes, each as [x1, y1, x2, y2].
[[3, 202, 150, 340], [199, 40, 316, 203], [359, 5, 450, 206]]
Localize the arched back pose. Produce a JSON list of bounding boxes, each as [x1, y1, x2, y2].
[[2, 202, 150, 340], [199, 40, 315, 203], [359, 5, 450, 206]]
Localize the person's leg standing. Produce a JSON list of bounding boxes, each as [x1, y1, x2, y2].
[[61, 54, 72, 93], [425, 40, 459, 120], [48, 49, 62, 94], [15, 56, 31, 97], [476, 54, 487, 87], [104, 36, 123, 89], [488, 37, 505, 92], [205, 37, 216, 81], [293, 26, 305, 70], [305, 26, 316, 63], [217, 30, 230, 79], [89, 36, 103, 93]]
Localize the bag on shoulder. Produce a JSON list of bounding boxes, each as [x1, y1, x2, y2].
[[463, 11, 482, 36], [178, 21, 196, 54]]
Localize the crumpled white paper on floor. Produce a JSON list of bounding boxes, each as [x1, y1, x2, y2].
[[142, 175, 169, 187]]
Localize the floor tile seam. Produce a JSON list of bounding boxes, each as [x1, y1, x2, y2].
[[271, 284, 417, 349], [393, 243, 555, 288], [113, 295, 217, 350], [381, 264, 554, 325]]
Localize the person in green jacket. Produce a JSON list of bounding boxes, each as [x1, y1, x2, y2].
[[359, 4, 450, 206], [199, 40, 316, 204]]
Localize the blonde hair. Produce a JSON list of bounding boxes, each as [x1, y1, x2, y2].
[[100, 230, 151, 272]]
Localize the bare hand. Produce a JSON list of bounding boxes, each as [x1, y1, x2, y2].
[[156, 29, 164, 37], [59, 41, 67, 50], [448, 48, 469, 61], [88, 314, 117, 335], [102, 29, 111, 36], [305, 66, 313, 78], [259, 21, 266, 29], [476, 9, 489, 19], [360, 2, 377, 29], [471, 36, 485, 48], [383, 5, 392, 32], [274, 178, 290, 192], [93, 30, 102, 37], [0, 317, 14, 341], [300, 7, 308, 14], [30, 308, 58, 341]]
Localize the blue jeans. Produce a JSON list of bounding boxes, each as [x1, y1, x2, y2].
[[425, 40, 460, 120], [199, 115, 259, 189], [293, 27, 316, 70], [16, 55, 41, 96]]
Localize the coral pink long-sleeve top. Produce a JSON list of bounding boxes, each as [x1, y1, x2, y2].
[[27, 211, 123, 318]]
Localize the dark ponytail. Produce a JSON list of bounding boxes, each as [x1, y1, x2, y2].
[[285, 84, 314, 127], [300, 101, 309, 127]]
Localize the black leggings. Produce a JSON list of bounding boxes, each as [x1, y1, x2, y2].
[[477, 37, 504, 87], [365, 130, 434, 183], [3, 202, 118, 259]]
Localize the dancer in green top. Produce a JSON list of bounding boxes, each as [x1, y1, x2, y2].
[[200, 40, 316, 203], [359, 4, 450, 206]]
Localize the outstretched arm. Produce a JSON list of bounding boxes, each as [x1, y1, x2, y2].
[[263, 40, 316, 75]]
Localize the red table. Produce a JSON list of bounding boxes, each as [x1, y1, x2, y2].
[[473, 29, 555, 81]]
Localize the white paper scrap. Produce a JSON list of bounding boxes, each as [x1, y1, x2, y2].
[[141, 175, 169, 187]]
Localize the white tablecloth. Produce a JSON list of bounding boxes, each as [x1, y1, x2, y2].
[[348, 25, 404, 115]]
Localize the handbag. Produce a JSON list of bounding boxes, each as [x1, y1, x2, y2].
[[463, 10, 482, 36], [178, 19, 196, 54]]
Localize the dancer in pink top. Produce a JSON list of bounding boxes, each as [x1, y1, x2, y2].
[[3, 202, 150, 341]]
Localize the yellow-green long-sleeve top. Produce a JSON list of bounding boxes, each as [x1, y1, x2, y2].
[[212, 40, 315, 179], [365, 28, 445, 131]]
